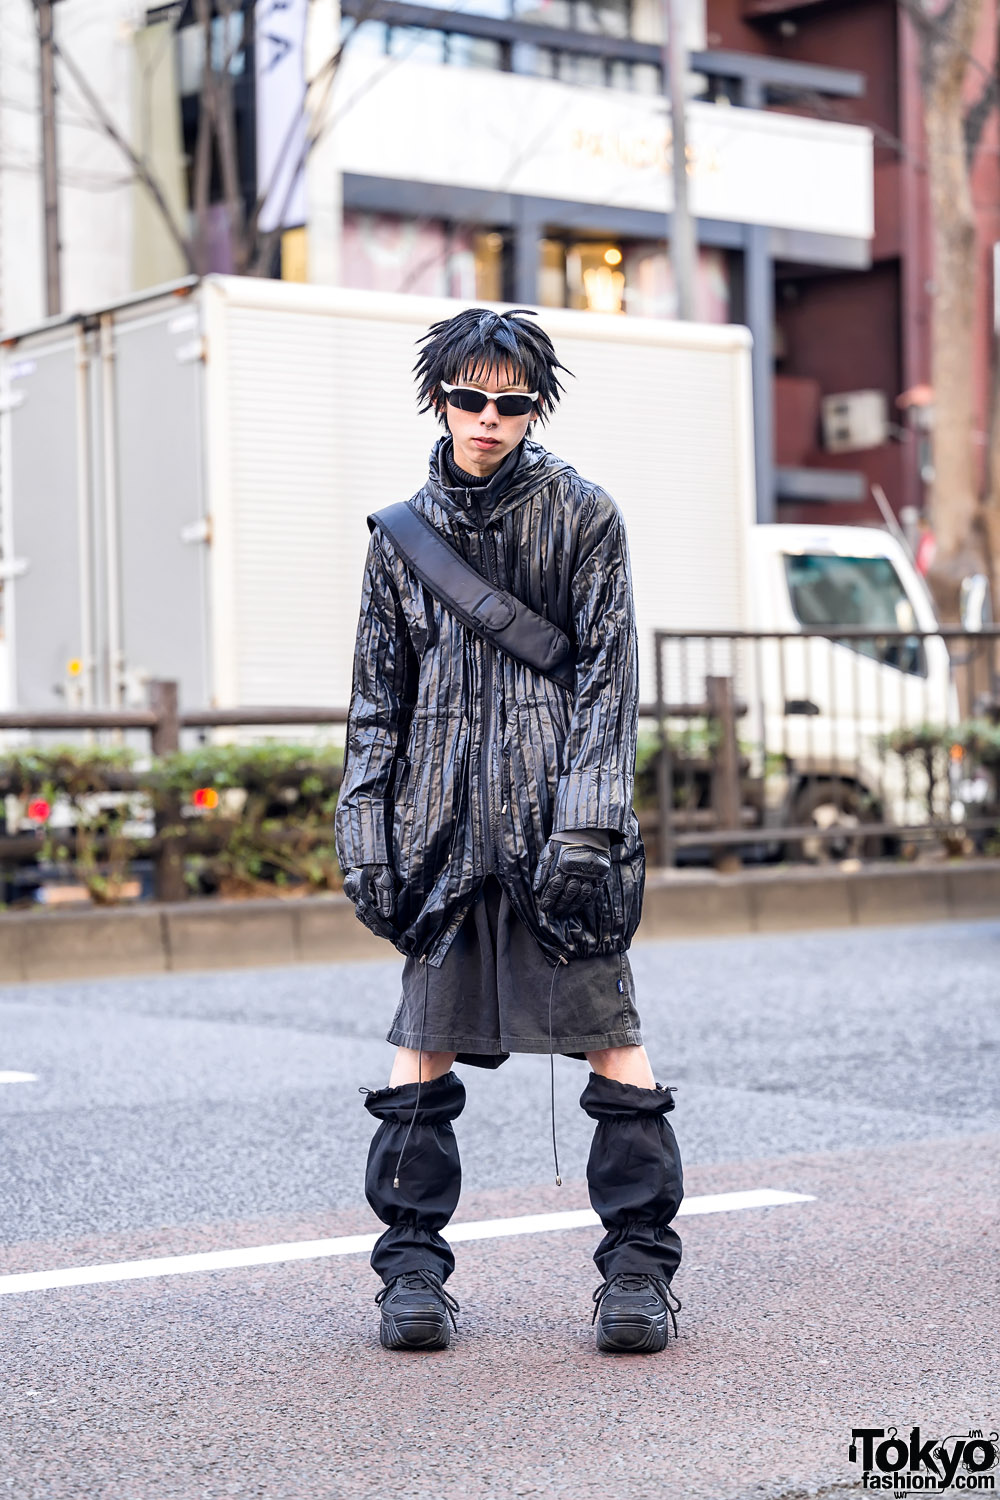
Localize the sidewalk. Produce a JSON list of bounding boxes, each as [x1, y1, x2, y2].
[[1, 859, 998, 984]]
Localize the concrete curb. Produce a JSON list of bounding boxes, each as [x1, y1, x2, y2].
[[1, 861, 999, 984]]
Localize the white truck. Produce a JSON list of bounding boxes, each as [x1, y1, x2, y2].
[[0, 275, 959, 849]]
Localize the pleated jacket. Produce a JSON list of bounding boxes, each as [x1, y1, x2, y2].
[[334, 436, 645, 967]]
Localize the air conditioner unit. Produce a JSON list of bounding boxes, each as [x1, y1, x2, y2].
[[820, 390, 889, 453]]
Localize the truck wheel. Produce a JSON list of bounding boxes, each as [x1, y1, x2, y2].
[[787, 780, 882, 864]]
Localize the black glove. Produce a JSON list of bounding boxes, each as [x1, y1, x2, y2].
[[532, 836, 612, 918], [342, 864, 398, 940]]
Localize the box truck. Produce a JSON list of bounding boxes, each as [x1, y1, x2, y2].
[[0, 275, 959, 846]]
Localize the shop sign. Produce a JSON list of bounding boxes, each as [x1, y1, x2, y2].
[[331, 54, 872, 242]]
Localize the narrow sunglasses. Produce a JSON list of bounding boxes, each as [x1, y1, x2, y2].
[[440, 381, 538, 417]]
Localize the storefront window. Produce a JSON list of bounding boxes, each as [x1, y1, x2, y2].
[[511, 41, 557, 75], [513, 0, 575, 28], [177, 12, 245, 97], [567, 243, 626, 312], [473, 231, 506, 300], [607, 58, 632, 91], [538, 239, 731, 320], [557, 52, 605, 86], [445, 34, 506, 69], [388, 26, 447, 63], [342, 213, 505, 301], [575, 0, 631, 36], [623, 244, 731, 321], [457, 0, 512, 13], [341, 17, 389, 58], [540, 240, 626, 312], [632, 61, 662, 94], [512, 0, 634, 30], [538, 240, 567, 307]]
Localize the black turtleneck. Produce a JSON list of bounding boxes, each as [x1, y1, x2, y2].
[[445, 450, 492, 488], [443, 440, 523, 522]]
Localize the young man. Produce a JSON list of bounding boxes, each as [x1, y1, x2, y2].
[[335, 307, 683, 1354]]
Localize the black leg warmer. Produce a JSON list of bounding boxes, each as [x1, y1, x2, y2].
[[363, 1070, 466, 1286], [580, 1071, 683, 1284]]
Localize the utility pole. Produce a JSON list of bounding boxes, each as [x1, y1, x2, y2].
[[661, 0, 696, 320], [36, 0, 62, 316]]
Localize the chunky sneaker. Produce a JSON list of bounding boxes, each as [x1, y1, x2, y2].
[[375, 1269, 460, 1350], [592, 1272, 681, 1353]]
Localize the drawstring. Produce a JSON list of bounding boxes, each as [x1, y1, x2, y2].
[[391, 944, 569, 1191], [393, 955, 430, 1190], [548, 954, 569, 1186]]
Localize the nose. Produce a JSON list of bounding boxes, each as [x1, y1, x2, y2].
[[477, 399, 500, 426]]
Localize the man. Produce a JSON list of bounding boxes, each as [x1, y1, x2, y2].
[[335, 306, 682, 1354]]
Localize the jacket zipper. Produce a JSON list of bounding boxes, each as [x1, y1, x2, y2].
[[478, 517, 500, 869]]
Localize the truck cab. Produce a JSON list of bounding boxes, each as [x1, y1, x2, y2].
[[746, 524, 955, 848]]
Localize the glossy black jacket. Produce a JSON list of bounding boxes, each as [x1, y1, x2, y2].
[[335, 436, 645, 966]]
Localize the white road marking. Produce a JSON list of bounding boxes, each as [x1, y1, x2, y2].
[[0, 1071, 37, 1084], [0, 1189, 814, 1298]]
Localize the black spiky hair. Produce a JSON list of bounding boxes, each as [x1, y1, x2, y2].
[[414, 307, 570, 427]]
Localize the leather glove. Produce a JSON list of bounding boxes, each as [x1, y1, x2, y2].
[[532, 834, 612, 918], [342, 864, 398, 940]]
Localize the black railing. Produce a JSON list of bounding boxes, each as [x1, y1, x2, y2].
[[0, 684, 349, 904], [340, 0, 865, 103], [651, 627, 1000, 868]]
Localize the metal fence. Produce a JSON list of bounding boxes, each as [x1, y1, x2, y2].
[[6, 629, 1000, 897], [0, 684, 348, 902], [651, 627, 1000, 868]]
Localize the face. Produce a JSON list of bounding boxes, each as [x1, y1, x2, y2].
[[440, 362, 538, 478]]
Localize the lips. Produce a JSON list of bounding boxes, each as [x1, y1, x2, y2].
[[473, 438, 500, 447]]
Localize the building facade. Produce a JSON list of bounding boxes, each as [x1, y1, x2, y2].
[[706, 0, 1000, 534], [323, 0, 874, 518], [1, 0, 879, 522]]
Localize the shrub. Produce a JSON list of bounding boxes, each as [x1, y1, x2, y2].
[[0, 741, 345, 905]]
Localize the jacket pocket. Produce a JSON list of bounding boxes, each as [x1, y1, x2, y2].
[[393, 712, 470, 888]]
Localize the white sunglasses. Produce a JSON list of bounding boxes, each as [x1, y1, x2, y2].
[[440, 382, 539, 416]]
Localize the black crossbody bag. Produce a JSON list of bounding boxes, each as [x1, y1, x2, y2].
[[368, 501, 576, 691]]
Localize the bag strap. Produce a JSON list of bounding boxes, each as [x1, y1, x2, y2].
[[368, 501, 576, 690]]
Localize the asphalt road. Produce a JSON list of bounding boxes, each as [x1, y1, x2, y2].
[[1, 918, 997, 1500]]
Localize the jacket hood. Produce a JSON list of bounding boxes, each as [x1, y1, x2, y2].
[[425, 435, 575, 529]]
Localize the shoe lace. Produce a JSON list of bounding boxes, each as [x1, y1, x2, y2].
[[375, 1268, 461, 1331], [591, 1272, 681, 1338]]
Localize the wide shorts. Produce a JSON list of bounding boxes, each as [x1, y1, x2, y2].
[[387, 874, 643, 1069]]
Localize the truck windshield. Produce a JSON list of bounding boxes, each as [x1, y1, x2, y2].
[[783, 553, 926, 676]]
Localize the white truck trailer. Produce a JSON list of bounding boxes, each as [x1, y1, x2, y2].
[[0, 276, 955, 843], [0, 275, 760, 716]]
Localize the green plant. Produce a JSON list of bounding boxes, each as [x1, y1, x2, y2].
[[0, 743, 137, 795], [152, 742, 345, 897], [883, 719, 1000, 825], [0, 744, 144, 904], [0, 740, 347, 905]]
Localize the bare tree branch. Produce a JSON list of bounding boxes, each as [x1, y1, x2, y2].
[[215, 0, 247, 260], [244, 0, 388, 275], [52, 32, 196, 273], [193, 0, 246, 269], [191, 5, 214, 273]]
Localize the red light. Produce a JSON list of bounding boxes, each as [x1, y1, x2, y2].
[[192, 787, 219, 810], [27, 799, 51, 822]]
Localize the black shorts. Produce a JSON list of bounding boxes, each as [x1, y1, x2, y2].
[[387, 875, 643, 1069]]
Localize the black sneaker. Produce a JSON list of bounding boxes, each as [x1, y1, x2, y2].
[[375, 1269, 460, 1350], [592, 1272, 680, 1353]]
